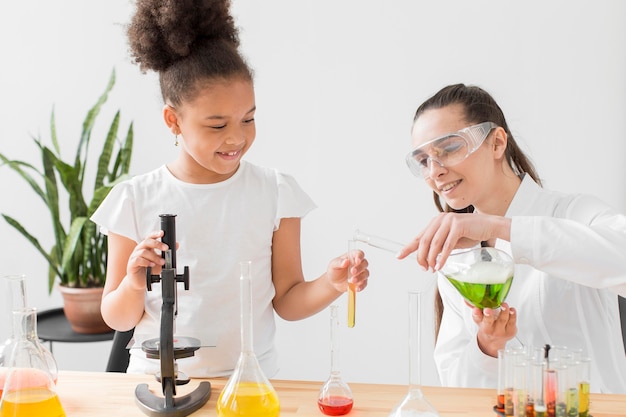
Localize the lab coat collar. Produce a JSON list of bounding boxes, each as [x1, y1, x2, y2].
[[505, 174, 543, 217]]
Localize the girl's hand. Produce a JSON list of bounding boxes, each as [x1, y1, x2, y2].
[[126, 230, 168, 289], [398, 212, 511, 271], [470, 302, 518, 357], [326, 250, 370, 293]]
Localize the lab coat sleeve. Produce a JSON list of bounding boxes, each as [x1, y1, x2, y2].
[[511, 194, 626, 296], [434, 274, 499, 387]]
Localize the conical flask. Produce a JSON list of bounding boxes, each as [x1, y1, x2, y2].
[[317, 305, 353, 415], [0, 275, 57, 387], [216, 261, 280, 417], [0, 307, 66, 417], [388, 291, 439, 417]]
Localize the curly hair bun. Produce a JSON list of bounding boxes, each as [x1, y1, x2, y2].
[[127, 0, 240, 73]]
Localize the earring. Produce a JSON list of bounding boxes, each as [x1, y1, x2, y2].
[[174, 134, 179, 146]]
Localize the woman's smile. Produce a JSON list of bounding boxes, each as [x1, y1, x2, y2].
[[439, 179, 462, 193]]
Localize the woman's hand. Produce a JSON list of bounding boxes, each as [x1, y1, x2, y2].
[[326, 250, 370, 293], [398, 212, 511, 271], [471, 302, 518, 357]]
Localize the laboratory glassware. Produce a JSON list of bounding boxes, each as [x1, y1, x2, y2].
[[216, 261, 280, 417], [347, 240, 357, 328], [0, 275, 58, 385], [0, 308, 65, 417], [353, 229, 404, 257], [388, 291, 439, 417], [439, 247, 514, 311], [317, 305, 353, 415]]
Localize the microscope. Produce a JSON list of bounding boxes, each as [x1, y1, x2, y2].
[[134, 214, 212, 417]]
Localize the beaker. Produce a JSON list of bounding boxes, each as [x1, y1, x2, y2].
[[317, 305, 353, 415], [388, 291, 439, 417], [0, 275, 58, 386], [216, 261, 280, 417], [0, 307, 65, 417]]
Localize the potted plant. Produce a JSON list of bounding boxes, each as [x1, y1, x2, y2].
[[0, 69, 134, 334]]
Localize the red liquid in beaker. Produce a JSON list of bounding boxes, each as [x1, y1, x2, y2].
[[317, 396, 354, 416]]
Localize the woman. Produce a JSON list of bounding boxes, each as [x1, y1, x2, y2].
[[398, 83, 626, 393]]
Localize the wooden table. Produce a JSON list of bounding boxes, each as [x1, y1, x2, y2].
[[54, 371, 625, 416]]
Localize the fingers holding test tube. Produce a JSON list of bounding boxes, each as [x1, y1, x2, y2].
[[327, 245, 369, 293]]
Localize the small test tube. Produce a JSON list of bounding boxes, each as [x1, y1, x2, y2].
[[353, 229, 405, 257], [577, 357, 591, 417], [347, 240, 357, 328], [497, 349, 506, 413]]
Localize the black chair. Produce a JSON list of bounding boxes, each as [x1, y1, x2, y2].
[[105, 329, 134, 372], [617, 297, 626, 352]]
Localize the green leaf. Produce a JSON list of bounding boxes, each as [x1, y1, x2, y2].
[[61, 217, 87, 278], [2, 215, 62, 293]]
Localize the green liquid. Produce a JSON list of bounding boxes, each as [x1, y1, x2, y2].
[[445, 275, 513, 309]]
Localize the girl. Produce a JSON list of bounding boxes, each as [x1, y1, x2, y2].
[[91, 0, 369, 378], [399, 83, 626, 393]]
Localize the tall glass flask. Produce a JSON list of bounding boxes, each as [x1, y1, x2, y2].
[[388, 291, 439, 417], [0, 308, 65, 417], [0, 275, 57, 387], [317, 305, 353, 415], [216, 261, 280, 417]]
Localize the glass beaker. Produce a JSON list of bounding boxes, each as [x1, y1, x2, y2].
[[439, 247, 514, 311], [0, 275, 58, 387], [388, 291, 439, 417], [0, 308, 65, 416], [216, 261, 280, 417], [317, 305, 353, 415]]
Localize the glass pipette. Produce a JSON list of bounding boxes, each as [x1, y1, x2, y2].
[[353, 229, 405, 258]]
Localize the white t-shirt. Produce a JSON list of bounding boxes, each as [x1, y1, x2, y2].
[[435, 175, 626, 393], [91, 161, 316, 377]]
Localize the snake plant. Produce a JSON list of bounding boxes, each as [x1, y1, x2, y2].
[[0, 69, 133, 293]]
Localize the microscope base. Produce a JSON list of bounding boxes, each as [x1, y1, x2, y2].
[[135, 381, 211, 417]]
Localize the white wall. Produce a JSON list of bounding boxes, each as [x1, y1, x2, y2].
[[1, 1, 624, 387]]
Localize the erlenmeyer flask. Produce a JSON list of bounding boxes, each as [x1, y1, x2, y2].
[[216, 261, 280, 417], [0, 307, 66, 416], [388, 291, 439, 417], [0, 275, 58, 386], [317, 305, 353, 415]]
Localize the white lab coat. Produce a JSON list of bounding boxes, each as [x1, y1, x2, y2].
[[435, 175, 626, 393]]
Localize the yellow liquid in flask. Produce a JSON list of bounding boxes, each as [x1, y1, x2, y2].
[[216, 382, 280, 417], [0, 388, 65, 417]]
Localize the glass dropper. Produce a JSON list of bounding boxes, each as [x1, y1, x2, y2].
[[353, 229, 405, 258]]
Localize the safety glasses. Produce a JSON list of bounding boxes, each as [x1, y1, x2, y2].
[[405, 121, 498, 179]]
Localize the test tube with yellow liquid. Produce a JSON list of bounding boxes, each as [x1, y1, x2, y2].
[[347, 240, 357, 328], [216, 261, 280, 417]]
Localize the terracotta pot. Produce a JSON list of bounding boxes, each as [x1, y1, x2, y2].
[[58, 286, 112, 334]]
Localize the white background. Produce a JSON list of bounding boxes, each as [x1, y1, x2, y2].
[[0, 1, 624, 387]]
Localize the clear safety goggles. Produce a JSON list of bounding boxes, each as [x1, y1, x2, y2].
[[405, 121, 498, 179]]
